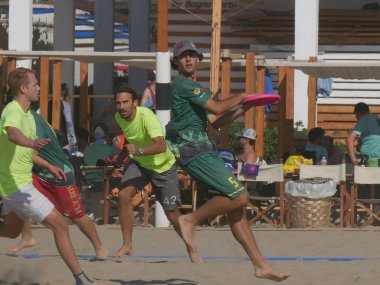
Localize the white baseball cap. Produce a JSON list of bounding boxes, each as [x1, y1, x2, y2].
[[237, 128, 257, 140]]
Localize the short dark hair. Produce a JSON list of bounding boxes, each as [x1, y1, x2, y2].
[[354, 102, 369, 113], [308, 127, 325, 143], [114, 83, 138, 101], [8, 68, 36, 96], [61, 83, 69, 98], [76, 127, 89, 141]]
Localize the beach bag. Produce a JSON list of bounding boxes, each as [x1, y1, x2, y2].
[[283, 155, 313, 173], [241, 162, 260, 176], [218, 150, 237, 171]]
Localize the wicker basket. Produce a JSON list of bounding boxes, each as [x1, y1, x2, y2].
[[289, 196, 332, 228]]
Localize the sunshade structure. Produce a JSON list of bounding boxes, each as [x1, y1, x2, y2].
[[260, 59, 380, 80], [0, 50, 378, 158]]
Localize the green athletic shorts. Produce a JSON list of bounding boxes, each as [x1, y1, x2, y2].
[[184, 152, 247, 199]]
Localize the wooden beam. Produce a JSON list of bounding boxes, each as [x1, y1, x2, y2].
[[277, 66, 286, 159], [39, 57, 49, 120], [157, 0, 168, 51], [285, 67, 295, 152], [79, 62, 89, 130], [245, 52, 255, 129], [210, 0, 221, 95], [307, 56, 317, 129], [286, 67, 294, 121], [208, 0, 222, 141], [220, 57, 231, 149], [255, 67, 265, 158], [7, 58, 16, 76], [52, 60, 62, 130]]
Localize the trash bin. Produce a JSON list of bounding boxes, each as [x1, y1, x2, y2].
[[285, 178, 337, 228]]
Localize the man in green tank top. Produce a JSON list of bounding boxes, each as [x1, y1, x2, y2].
[[166, 40, 289, 282]]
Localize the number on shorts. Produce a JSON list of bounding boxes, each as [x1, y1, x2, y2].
[[164, 196, 177, 205], [228, 176, 239, 188]]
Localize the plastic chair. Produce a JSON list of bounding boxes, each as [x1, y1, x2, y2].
[[237, 163, 285, 227], [298, 163, 347, 227], [350, 166, 380, 228]]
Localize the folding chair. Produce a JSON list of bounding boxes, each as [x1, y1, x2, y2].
[[298, 163, 347, 227], [350, 166, 380, 228], [237, 163, 285, 227], [177, 170, 198, 212]]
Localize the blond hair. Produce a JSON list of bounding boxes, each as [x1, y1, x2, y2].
[[8, 68, 36, 96]]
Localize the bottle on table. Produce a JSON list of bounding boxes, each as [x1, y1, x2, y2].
[[359, 154, 368, 167], [320, 156, 327, 166]]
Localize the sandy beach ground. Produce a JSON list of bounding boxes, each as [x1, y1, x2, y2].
[[1, 224, 380, 285]]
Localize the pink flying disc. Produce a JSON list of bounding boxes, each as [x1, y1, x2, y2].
[[243, 93, 280, 106]]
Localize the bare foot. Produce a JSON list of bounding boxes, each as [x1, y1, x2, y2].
[[255, 265, 290, 282], [186, 244, 204, 264], [7, 238, 37, 253], [95, 246, 109, 260], [112, 245, 132, 257], [178, 214, 203, 264]]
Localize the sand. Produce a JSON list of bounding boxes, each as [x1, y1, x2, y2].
[[1, 224, 380, 285]]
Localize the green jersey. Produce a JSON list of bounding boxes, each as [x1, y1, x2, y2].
[[166, 75, 214, 164], [32, 112, 75, 186], [354, 113, 380, 158]]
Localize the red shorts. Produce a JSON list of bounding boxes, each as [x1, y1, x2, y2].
[[32, 173, 85, 220]]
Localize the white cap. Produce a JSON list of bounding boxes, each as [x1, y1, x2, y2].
[[237, 128, 257, 140]]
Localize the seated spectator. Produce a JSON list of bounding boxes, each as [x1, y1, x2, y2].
[[91, 99, 121, 138], [235, 128, 257, 164], [76, 127, 90, 153], [82, 124, 118, 192], [77, 126, 119, 220], [282, 130, 308, 162], [322, 136, 344, 165], [305, 127, 328, 163]]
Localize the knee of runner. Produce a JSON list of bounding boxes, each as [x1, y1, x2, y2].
[[233, 192, 249, 207], [117, 187, 135, 203], [164, 210, 178, 224]]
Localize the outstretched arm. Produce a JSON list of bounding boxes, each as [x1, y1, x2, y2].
[[33, 150, 67, 181], [207, 97, 257, 129], [125, 136, 167, 156], [7, 127, 51, 149], [207, 107, 245, 129], [347, 132, 360, 165], [203, 93, 247, 115]]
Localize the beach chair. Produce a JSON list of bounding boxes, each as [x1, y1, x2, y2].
[[298, 163, 347, 227], [237, 163, 286, 227], [350, 166, 380, 228]]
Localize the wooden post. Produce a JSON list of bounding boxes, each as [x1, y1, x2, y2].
[[220, 55, 231, 149], [157, 0, 168, 51], [7, 58, 16, 76], [255, 66, 265, 158], [39, 57, 49, 120], [286, 66, 295, 155], [79, 62, 89, 130], [208, 0, 222, 141], [52, 60, 62, 130], [277, 66, 286, 159], [245, 52, 255, 128], [307, 56, 317, 129]]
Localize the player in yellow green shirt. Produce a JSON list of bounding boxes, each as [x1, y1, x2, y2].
[[113, 83, 202, 263]]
